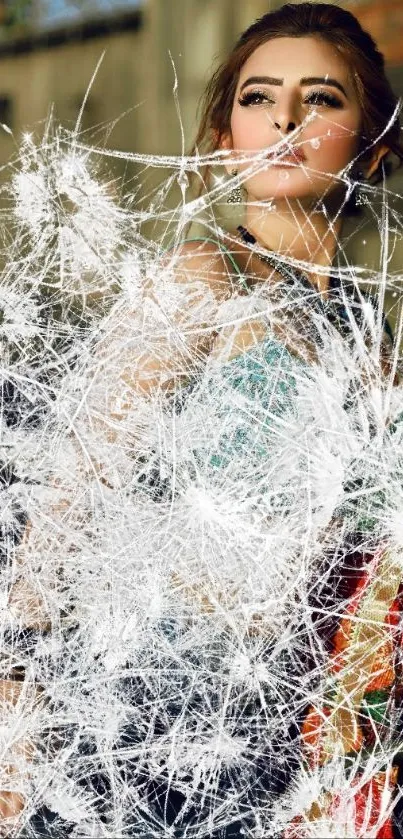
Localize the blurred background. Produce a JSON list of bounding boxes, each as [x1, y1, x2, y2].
[[0, 0, 401, 161], [0, 0, 403, 329]]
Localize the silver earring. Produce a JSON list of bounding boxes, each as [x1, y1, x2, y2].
[[354, 169, 368, 207], [227, 170, 243, 204], [355, 187, 369, 207]]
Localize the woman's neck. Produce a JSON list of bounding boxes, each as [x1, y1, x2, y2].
[[245, 199, 343, 294]]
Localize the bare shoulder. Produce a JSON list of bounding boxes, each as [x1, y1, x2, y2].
[[163, 239, 240, 301]]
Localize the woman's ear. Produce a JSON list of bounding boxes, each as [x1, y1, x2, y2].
[[218, 131, 236, 175], [365, 144, 390, 179]]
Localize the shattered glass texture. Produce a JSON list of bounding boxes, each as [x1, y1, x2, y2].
[[0, 121, 402, 837]]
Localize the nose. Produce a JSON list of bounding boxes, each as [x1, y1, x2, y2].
[[272, 94, 301, 135], [274, 119, 296, 133]]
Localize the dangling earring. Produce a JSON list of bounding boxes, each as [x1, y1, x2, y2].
[[354, 168, 368, 207], [227, 169, 243, 204]]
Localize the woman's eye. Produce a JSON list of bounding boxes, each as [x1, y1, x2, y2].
[[304, 91, 343, 109], [238, 90, 274, 107]]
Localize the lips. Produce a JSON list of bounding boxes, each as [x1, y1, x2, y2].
[[266, 147, 306, 165]]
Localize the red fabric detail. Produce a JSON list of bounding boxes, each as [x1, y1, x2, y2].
[[351, 772, 396, 837]]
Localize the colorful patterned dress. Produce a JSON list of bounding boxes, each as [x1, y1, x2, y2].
[[185, 237, 403, 838]]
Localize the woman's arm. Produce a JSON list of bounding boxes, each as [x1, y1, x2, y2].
[[0, 677, 38, 830], [0, 517, 50, 832], [95, 241, 235, 394]]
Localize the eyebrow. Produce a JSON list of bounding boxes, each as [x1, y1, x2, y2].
[[239, 75, 348, 98]]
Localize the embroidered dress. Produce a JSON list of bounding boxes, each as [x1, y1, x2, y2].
[[178, 237, 402, 837]]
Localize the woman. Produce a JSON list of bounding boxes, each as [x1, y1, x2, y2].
[[2, 2, 403, 837], [170, 6, 403, 835]]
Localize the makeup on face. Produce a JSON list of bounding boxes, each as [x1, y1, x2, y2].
[[227, 36, 362, 205], [266, 146, 307, 165], [238, 74, 348, 102]]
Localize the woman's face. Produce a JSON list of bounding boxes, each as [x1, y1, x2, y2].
[[226, 36, 363, 206]]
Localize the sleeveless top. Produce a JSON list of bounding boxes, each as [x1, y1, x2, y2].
[[176, 237, 394, 477]]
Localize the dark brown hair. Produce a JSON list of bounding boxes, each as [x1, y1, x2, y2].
[[192, 2, 403, 193]]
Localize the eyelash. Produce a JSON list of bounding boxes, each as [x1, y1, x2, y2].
[[238, 89, 343, 109]]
